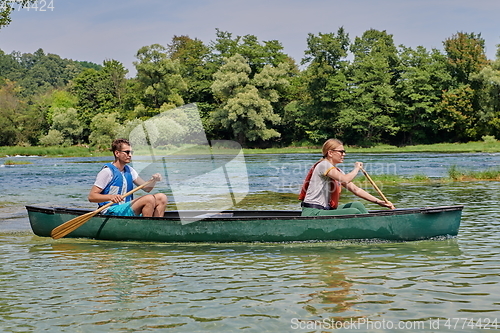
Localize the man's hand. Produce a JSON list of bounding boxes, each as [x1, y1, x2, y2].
[[151, 173, 162, 182], [109, 194, 124, 203]]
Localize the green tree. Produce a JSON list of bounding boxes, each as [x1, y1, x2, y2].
[[39, 129, 65, 146], [133, 104, 205, 147], [441, 32, 490, 141], [102, 59, 128, 108], [88, 112, 123, 150], [211, 54, 288, 146], [76, 61, 103, 71], [6, 49, 84, 97], [209, 30, 296, 144], [209, 29, 291, 77], [298, 28, 350, 142], [72, 68, 105, 126], [166, 35, 218, 134], [134, 44, 187, 111], [444, 32, 489, 85], [0, 50, 21, 83], [436, 84, 475, 141], [338, 29, 399, 146], [167, 35, 213, 104], [72, 59, 129, 130], [469, 44, 500, 138], [394, 46, 452, 144], [0, 80, 23, 145], [0, 78, 46, 146], [40, 107, 83, 146], [44, 89, 78, 124]]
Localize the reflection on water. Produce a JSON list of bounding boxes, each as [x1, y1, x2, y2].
[[1, 153, 500, 332], [1, 235, 475, 332]]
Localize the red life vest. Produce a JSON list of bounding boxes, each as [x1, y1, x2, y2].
[[298, 160, 342, 209]]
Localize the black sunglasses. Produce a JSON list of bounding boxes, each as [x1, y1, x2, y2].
[[119, 150, 133, 155], [331, 149, 346, 154]]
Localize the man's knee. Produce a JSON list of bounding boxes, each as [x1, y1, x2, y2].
[[154, 193, 167, 205], [136, 194, 156, 208]]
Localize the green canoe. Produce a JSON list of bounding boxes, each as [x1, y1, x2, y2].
[[26, 205, 463, 243]]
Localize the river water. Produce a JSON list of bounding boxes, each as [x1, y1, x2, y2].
[[1, 152, 500, 332]]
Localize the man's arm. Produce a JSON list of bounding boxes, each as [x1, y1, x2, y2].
[[133, 173, 162, 192], [88, 185, 124, 204]]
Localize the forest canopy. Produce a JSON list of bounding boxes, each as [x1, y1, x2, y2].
[[0, 28, 499, 149]]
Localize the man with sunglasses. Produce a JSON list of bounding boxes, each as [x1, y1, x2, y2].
[[88, 138, 167, 217]]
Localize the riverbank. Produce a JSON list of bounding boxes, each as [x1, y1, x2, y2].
[[2, 140, 500, 158], [2, 144, 500, 183], [0, 145, 103, 158], [250, 140, 500, 154], [355, 168, 500, 184]]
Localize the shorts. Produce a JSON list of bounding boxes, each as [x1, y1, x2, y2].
[[103, 202, 138, 216]]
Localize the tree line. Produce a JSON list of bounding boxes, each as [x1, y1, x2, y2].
[[1, 28, 499, 149]]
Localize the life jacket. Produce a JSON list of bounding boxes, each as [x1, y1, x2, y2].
[[98, 163, 134, 207], [298, 160, 342, 209]]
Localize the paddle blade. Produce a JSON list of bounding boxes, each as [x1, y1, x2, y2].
[[50, 211, 98, 239]]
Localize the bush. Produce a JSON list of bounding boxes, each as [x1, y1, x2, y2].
[[39, 129, 71, 147], [89, 113, 123, 150], [51, 108, 83, 144], [482, 135, 497, 143]]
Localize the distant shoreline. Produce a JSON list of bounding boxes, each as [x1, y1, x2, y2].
[[2, 143, 500, 182], [1, 140, 500, 158]]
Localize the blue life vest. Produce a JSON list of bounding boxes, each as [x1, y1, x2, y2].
[[98, 163, 134, 207]]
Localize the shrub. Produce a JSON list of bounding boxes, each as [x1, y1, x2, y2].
[[39, 129, 70, 147]]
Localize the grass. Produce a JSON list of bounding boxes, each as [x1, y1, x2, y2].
[[354, 166, 500, 185], [244, 140, 500, 154], [3, 140, 500, 157], [0, 146, 108, 157], [3, 160, 32, 165], [447, 165, 500, 181], [354, 174, 432, 186]]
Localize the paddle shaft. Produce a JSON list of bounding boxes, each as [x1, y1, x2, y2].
[[50, 179, 154, 239], [360, 167, 390, 204], [91, 179, 155, 214]]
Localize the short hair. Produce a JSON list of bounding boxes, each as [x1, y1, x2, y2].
[[111, 138, 130, 153], [322, 139, 343, 157]]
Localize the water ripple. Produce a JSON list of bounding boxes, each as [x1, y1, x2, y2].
[[2, 154, 500, 332]]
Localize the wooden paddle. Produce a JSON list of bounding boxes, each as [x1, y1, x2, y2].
[[360, 167, 393, 208], [50, 179, 154, 240]]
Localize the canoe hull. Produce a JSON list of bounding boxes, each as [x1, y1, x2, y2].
[[26, 205, 463, 243]]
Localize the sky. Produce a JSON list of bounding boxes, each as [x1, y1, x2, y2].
[[1, 0, 499, 76]]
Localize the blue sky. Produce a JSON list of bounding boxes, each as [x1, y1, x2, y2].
[[1, 0, 499, 76]]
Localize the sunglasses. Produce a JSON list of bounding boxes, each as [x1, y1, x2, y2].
[[331, 149, 346, 154], [119, 150, 133, 155]]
